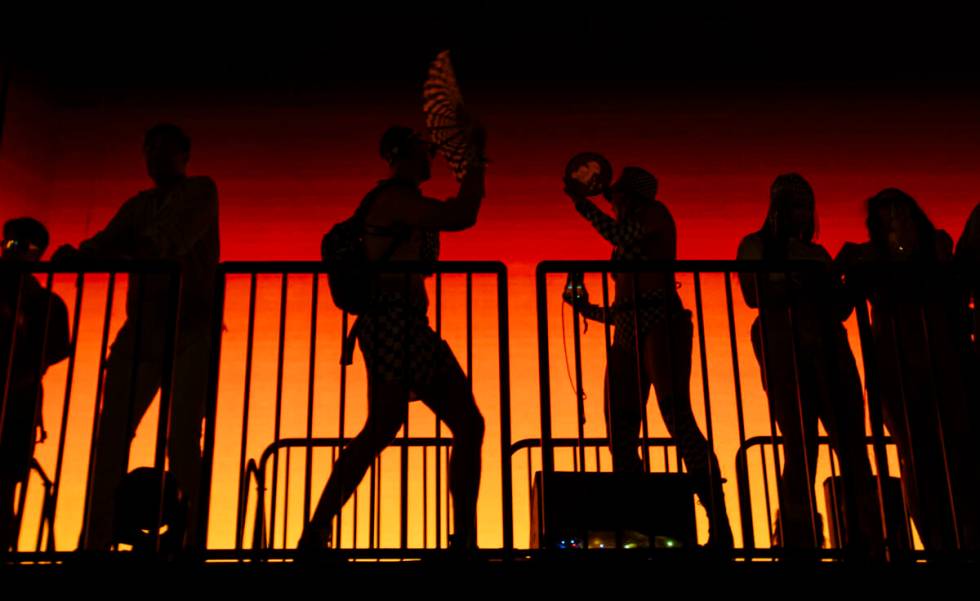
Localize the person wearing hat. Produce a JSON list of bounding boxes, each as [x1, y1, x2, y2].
[[737, 174, 883, 555], [1, 217, 70, 550], [53, 123, 220, 551], [563, 166, 734, 549], [300, 124, 488, 552]]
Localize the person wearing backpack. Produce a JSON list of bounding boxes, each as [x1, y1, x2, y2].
[[301, 124, 487, 552]]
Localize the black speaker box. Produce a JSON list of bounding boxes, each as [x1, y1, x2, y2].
[[530, 471, 697, 549]]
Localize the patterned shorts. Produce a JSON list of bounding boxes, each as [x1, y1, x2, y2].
[[354, 295, 456, 390], [612, 289, 687, 349]]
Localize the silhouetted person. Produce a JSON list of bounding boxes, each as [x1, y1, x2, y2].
[[53, 124, 219, 551], [955, 204, 980, 344], [562, 167, 734, 548], [1, 218, 70, 550], [837, 188, 980, 551], [954, 203, 980, 445], [955, 203, 980, 263], [737, 174, 882, 555], [299, 125, 487, 551]]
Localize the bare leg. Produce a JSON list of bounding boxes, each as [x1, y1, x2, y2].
[[299, 374, 409, 549], [415, 347, 485, 548]]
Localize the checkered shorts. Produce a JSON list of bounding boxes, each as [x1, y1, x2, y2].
[[611, 289, 686, 348], [354, 294, 456, 389]]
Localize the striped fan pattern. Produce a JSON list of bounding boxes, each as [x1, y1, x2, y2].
[[423, 50, 473, 181]]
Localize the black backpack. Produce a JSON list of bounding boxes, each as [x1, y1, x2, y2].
[[321, 180, 410, 314]]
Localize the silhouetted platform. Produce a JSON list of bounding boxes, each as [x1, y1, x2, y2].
[[4, 550, 978, 597]]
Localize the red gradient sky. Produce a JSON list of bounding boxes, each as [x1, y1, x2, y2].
[[3, 73, 980, 550]]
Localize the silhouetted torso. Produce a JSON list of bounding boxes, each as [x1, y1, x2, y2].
[[610, 199, 678, 307], [0, 273, 70, 401], [0, 272, 70, 477], [738, 232, 850, 349], [79, 175, 219, 343], [362, 179, 440, 309]]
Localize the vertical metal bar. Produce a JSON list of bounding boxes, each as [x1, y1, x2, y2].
[[35, 474, 53, 552], [760, 444, 776, 545], [630, 276, 650, 473], [376, 454, 383, 548], [48, 273, 85, 551], [398, 271, 410, 550], [435, 272, 443, 548], [19, 271, 57, 550], [753, 273, 785, 550], [303, 274, 319, 526], [827, 444, 843, 548], [536, 266, 555, 479], [466, 272, 473, 383], [886, 313, 921, 549], [336, 310, 350, 548], [123, 275, 147, 484], [465, 271, 475, 538], [444, 444, 450, 544], [852, 291, 899, 552], [496, 267, 514, 551], [352, 479, 358, 550], [151, 270, 182, 554], [526, 448, 533, 524], [283, 447, 291, 550], [693, 273, 720, 540], [600, 272, 613, 472], [197, 270, 227, 552], [234, 273, 258, 550], [400, 414, 409, 550], [368, 458, 377, 549], [918, 303, 962, 549], [0, 271, 25, 453], [572, 302, 586, 472], [80, 272, 116, 549], [269, 275, 289, 543], [151, 270, 181, 553], [725, 272, 753, 548], [785, 284, 819, 548]]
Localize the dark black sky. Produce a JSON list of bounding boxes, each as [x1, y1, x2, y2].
[[6, 7, 980, 93]]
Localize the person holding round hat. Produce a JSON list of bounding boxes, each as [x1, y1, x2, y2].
[[563, 164, 734, 549]]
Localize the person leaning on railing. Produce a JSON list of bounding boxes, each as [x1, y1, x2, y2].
[[736, 173, 882, 557], [52, 123, 219, 552], [836, 188, 980, 552]]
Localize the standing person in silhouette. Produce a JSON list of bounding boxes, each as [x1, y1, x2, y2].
[[300, 125, 487, 551], [737, 174, 882, 555], [53, 124, 219, 551], [837, 188, 980, 551], [562, 166, 734, 548], [0, 218, 70, 551]]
